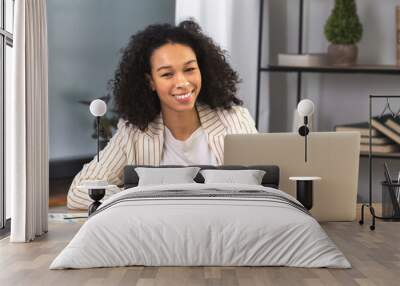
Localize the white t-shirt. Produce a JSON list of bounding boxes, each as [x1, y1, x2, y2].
[[160, 126, 218, 166]]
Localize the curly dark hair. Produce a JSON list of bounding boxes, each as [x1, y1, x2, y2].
[[111, 20, 243, 131]]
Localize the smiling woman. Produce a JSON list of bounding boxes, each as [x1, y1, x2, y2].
[[67, 20, 258, 210]]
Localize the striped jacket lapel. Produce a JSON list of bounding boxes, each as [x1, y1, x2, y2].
[[135, 114, 164, 166], [197, 104, 225, 165]]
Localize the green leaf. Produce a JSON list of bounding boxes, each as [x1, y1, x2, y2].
[[324, 0, 363, 45]]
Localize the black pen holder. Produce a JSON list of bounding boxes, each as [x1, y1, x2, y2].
[[381, 180, 400, 219]]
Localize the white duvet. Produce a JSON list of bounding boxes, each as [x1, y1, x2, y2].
[[50, 183, 350, 269]]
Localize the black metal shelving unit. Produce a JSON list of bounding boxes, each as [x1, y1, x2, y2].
[[255, 0, 400, 228], [255, 0, 400, 130], [255, 0, 304, 128], [359, 95, 400, 230], [265, 65, 400, 74], [360, 152, 400, 159]]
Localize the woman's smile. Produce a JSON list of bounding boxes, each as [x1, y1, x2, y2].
[[173, 90, 194, 103]]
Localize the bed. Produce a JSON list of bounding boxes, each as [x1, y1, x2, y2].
[[50, 165, 350, 269]]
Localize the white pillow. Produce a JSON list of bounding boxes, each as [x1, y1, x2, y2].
[[135, 167, 201, 186], [200, 169, 266, 185]]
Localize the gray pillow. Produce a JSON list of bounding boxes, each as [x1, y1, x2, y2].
[[135, 167, 201, 186], [200, 169, 266, 185]]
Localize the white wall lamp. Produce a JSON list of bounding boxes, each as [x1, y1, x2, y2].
[[297, 99, 315, 163], [89, 99, 107, 162]]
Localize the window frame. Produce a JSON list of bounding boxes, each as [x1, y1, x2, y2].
[[0, 0, 13, 233]]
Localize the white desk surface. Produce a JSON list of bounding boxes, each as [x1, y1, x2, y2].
[[289, 176, 321, 181]]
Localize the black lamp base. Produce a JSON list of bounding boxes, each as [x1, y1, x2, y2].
[[88, 188, 106, 216], [296, 180, 313, 210]]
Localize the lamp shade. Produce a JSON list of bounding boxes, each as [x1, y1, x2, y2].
[[89, 99, 107, 117], [297, 99, 314, 117]]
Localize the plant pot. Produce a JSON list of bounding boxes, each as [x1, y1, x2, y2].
[[327, 44, 358, 66]]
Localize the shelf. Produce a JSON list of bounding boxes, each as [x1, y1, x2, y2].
[[262, 64, 400, 75], [360, 151, 400, 159]]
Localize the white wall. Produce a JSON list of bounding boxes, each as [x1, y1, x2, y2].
[[47, 0, 175, 160], [175, 0, 260, 120]]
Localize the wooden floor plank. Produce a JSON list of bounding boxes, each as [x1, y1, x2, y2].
[[1, 215, 400, 286]]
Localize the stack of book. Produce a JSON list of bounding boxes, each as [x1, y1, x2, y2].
[[277, 53, 327, 66], [335, 116, 400, 154]]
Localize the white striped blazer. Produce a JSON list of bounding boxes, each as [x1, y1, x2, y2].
[[67, 104, 258, 209]]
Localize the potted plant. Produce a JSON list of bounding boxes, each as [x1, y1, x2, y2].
[[324, 0, 363, 66]]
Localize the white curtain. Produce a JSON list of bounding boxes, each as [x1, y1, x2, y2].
[[7, 0, 49, 242], [175, 0, 267, 130]]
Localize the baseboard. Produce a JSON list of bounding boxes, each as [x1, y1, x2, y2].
[[50, 155, 93, 180]]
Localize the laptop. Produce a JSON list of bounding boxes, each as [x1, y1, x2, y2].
[[224, 132, 360, 221]]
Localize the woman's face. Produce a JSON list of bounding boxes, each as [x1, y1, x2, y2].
[[149, 43, 202, 113]]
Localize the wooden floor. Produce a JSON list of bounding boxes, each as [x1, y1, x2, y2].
[[0, 211, 399, 286]]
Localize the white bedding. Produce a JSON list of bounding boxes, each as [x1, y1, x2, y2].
[[50, 183, 350, 269]]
